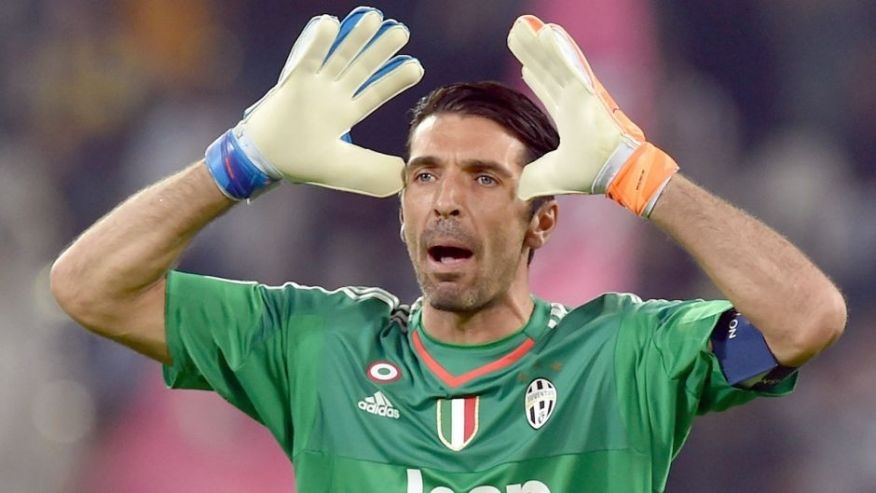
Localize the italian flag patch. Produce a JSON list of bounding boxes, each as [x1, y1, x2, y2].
[[436, 396, 479, 451]]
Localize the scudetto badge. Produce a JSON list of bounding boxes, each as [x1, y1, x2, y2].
[[436, 396, 480, 451], [525, 378, 557, 429]]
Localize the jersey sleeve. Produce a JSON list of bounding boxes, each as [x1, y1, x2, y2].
[[161, 270, 337, 447], [613, 295, 797, 458]]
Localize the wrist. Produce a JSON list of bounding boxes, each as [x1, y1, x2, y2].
[[204, 129, 279, 201], [605, 143, 679, 217]]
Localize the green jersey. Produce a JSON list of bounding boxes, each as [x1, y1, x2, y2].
[[163, 270, 794, 492]]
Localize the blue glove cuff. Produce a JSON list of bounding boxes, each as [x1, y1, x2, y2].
[[204, 129, 278, 201]]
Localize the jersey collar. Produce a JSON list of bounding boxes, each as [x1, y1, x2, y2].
[[408, 297, 551, 389]]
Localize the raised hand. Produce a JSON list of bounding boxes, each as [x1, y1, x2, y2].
[[207, 6, 424, 199], [507, 15, 677, 217]]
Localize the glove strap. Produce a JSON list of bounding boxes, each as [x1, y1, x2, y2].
[[204, 129, 279, 201], [606, 143, 679, 217]]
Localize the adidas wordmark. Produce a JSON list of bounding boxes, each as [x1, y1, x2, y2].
[[358, 391, 400, 419]]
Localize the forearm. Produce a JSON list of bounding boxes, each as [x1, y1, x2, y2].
[[51, 162, 233, 335], [648, 174, 846, 366]]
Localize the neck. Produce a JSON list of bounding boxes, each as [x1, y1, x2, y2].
[[420, 279, 534, 346]]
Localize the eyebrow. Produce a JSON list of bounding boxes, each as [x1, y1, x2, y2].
[[406, 156, 514, 178]]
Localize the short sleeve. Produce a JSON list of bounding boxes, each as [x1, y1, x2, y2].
[[613, 295, 797, 458], [163, 269, 340, 451], [163, 271, 300, 424], [161, 271, 400, 454]]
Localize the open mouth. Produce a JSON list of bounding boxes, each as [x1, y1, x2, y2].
[[428, 246, 474, 264]]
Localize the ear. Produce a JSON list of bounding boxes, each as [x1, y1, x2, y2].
[[524, 198, 558, 252]]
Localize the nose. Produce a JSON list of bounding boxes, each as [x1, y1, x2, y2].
[[433, 170, 464, 218]]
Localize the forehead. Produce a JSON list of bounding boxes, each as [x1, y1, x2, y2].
[[408, 114, 527, 169]]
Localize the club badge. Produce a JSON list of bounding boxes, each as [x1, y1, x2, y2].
[[525, 378, 557, 429]]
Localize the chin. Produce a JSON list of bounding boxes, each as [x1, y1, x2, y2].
[[428, 297, 473, 313], [424, 286, 484, 313]]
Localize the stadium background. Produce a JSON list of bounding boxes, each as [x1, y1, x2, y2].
[[1, 0, 875, 491]]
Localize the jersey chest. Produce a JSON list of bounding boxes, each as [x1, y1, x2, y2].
[[299, 322, 631, 472]]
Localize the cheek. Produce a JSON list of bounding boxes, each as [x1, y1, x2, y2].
[[401, 219, 419, 253], [402, 188, 433, 213], [400, 197, 421, 229], [484, 212, 530, 258]]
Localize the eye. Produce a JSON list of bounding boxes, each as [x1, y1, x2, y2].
[[476, 175, 497, 186], [414, 171, 436, 183]]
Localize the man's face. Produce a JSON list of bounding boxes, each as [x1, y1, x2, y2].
[[402, 113, 534, 313]]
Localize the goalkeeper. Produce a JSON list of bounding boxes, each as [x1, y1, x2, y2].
[[51, 6, 846, 492]]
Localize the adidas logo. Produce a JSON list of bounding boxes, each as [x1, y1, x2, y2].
[[357, 391, 400, 419]]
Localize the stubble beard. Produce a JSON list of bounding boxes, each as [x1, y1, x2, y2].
[[416, 271, 483, 313], [410, 249, 522, 315], [404, 218, 525, 314]]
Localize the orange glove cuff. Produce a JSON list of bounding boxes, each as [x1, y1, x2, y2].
[[605, 143, 679, 217]]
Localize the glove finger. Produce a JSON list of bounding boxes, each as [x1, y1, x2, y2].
[[276, 15, 321, 83], [321, 7, 383, 79], [547, 23, 646, 141], [243, 15, 338, 120], [508, 15, 565, 91], [535, 26, 585, 88], [522, 66, 560, 117], [507, 15, 546, 61], [544, 24, 620, 112], [279, 15, 340, 81], [517, 151, 570, 200], [541, 24, 597, 91], [316, 144, 405, 197], [323, 6, 382, 61], [342, 20, 410, 91], [352, 55, 424, 120]]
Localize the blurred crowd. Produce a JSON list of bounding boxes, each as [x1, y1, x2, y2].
[[1, 0, 874, 491]]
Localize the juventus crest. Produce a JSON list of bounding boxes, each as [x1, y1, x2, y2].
[[524, 378, 557, 429]]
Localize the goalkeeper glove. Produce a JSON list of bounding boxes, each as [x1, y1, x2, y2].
[[507, 15, 678, 217], [205, 6, 424, 200]]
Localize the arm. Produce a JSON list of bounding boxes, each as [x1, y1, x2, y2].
[[507, 16, 845, 368], [51, 163, 233, 363], [648, 175, 846, 367], [51, 7, 423, 364]]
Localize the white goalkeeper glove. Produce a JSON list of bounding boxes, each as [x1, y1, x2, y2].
[[205, 6, 424, 199], [507, 15, 678, 217]]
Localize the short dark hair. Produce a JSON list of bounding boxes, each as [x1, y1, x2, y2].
[[407, 81, 559, 264], [407, 81, 559, 165]]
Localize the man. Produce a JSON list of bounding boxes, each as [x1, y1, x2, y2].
[[51, 7, 846, 493]]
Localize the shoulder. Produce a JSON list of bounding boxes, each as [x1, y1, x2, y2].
[[259, 282, 402, 309], [556, 292, 649, 323], [169, 271, 408, 328], [259, 282, 408, 323], [556, 292, 730, 329]]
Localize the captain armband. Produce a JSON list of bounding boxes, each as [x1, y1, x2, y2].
[[710, 309, 797, 390]]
